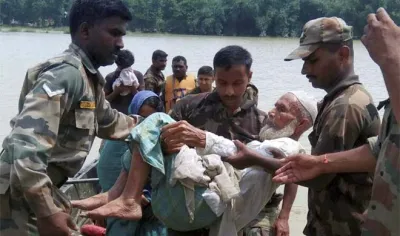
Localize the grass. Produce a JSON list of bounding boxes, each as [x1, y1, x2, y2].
[[0, 25, 69, 34]]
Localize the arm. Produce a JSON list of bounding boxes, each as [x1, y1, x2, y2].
[[319, 142, 377, 174], [104, 75, 120, 102], [361, 8, 400, 122], [134, 70, 145, 91], [7, 65, 79, 218], [222, 140, 284, 170], [278, 184, 298, 220], [273, 184, 298, 235], [380, 60, 400, 122], [273, 142, 378, 184], [105, 89, 121, 102], [301, 104, 372, 189]]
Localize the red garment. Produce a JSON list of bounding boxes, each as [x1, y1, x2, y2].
[[80, 225, 106, 236]]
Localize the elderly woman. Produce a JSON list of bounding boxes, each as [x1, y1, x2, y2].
[[96, 90, 167, 236]]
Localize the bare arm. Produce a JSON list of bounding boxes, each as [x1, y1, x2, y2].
[[222, 141, 283, 171], [320, 144, 377, 174], [361, 8, 400, 122], [380, 60, 400, 122], [105, 89, 120, 102], [273, 143, 378, 185], [273, 183, 298, 235], [278, 184, 298, 220]]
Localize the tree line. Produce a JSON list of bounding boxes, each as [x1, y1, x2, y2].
[[1, 0, 399, 37]]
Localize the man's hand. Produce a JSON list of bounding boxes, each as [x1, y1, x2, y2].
[[161, 120, 206, 153], [361, 8, 400, 66], [37, 211, 77, 236], [272, 154, 324, 184], [221, 140, 259, 169], [274, 217, 290, 236]]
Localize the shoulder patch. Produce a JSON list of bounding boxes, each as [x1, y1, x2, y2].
[[43, 83, 65, 97]]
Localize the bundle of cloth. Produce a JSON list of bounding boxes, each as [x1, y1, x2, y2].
[[112, 67, 140, 96], [123, 112, 305, 232]]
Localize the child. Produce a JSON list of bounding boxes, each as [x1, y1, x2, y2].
[[112, 50, 139, 96]]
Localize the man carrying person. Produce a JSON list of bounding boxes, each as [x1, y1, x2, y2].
[[161, 46, 316, 235], [72, 46, 317, 236]]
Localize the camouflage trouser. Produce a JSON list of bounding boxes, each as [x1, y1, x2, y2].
[[0, 188, 41, 236], [0, 187, 75, 236], [238, 205, 279, 236]]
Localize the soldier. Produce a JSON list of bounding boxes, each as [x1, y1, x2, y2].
[[189, 66, 215, 95], [280, 17, 381, 236], [272, 8, 400, 236], [160, 46, 311, 236], [0, 0, 136, 236], [144, 50, 168, 96]]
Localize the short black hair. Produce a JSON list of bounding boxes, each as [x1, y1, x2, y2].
[[115, 50, 134, 68], [142, 96, 164, 113], [197, 66, 214, 76], [172, 56, 187, 65], [322, 40, 354, 57], [69, 0, 132, 36], [213, 45, 252, 71], [152, 50, 168, 61]]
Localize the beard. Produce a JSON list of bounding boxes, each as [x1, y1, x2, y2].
[[259, 120, 298, 141]]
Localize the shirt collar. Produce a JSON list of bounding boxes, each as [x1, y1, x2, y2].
[[67, 43, 106, 85], [208, 91, 256, 112], [325, 74, 361, 99]]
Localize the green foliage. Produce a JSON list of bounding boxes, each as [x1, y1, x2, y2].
[[1, 0, 399, 37]]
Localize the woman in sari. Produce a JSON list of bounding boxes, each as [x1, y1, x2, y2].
[[96, 90, 167, 236]]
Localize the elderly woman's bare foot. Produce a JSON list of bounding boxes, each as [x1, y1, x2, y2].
[[71, 192, 109, 211], [85, 197, 142, 221]]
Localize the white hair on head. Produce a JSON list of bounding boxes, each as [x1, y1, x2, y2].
[[287, 91, 318, 125]]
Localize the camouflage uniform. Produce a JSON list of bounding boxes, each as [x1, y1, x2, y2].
[[244, 83, 259, 107], [362, 99, 400, 236], [189, 83, 258, 105], [144, 66, 165, 96], [188, 87, 207, 95], [303, 75, 380, 236], [168, 91, 268, 235], [0, 43, 135, 235], [238, 203, 279, 236], [284, 17, 381, 236]]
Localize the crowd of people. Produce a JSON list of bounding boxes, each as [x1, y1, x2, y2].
[[0, 0, 398, 236]]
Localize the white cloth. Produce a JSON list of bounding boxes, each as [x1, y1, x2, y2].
[[171, 145, 240, 221], [196, 132, 306, 236], [288, 90, 318, 123], [112, 67, 140, 96], [171, 131, 305, 227]]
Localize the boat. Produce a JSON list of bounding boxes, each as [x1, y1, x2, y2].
[[60, 158, 102, 234]]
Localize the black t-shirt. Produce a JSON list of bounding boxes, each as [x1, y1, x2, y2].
[[104, 70, 144, 114]]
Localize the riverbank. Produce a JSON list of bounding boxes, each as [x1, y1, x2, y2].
[[0, 25, 69, 34], [0, 25, 290, 39]]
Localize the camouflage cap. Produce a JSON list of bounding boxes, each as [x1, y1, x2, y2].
[[284, 17, 353, 61]]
